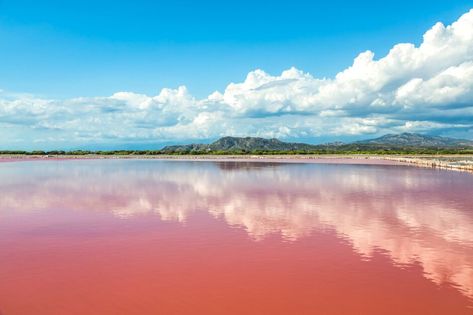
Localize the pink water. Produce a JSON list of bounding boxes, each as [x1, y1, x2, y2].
[[0, 160, 472, 314]]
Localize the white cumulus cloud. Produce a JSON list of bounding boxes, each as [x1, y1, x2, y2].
[[1, 9, 473, 149]]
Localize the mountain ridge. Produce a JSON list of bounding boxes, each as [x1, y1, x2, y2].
[[161, 136, 317, 153], [161, 133, 473, 153], [355, 132, 473, 147]]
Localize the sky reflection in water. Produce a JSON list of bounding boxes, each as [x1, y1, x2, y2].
[[0, 160, 472, 314]]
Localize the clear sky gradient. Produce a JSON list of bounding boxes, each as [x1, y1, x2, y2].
[[0, 0, 472, 149], [1, 0, 471, 98]]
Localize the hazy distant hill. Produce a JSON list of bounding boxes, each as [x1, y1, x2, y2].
[[356, 133, 473, 147], [161, 136, 317, 153], [160, 133, 473, 154]]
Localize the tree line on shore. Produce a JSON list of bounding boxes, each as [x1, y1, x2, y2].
[[1, 147, 473, 156]]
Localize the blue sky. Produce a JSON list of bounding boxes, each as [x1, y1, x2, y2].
[[1, 0, 471, 98], [0, 0, 473, 149]]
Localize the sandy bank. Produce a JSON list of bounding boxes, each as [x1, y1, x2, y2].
[[1, 154, 473, 173]]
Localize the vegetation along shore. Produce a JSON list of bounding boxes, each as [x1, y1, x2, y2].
[[1, 133, 473, 173]]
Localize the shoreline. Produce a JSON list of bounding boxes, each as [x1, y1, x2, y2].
[[1, 154, 473, 173]]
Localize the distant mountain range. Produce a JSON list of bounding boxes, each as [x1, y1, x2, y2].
[[355, 133, 473, 147], [161, 133, 473, 154], [162, 136, 316, 153]]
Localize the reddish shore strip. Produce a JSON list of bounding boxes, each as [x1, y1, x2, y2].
[[0, 154, 472, 173]]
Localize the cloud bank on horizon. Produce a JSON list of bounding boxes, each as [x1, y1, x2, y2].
[[1, 9, 473, 149]]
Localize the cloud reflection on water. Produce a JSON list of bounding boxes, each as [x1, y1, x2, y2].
[[0, 160, 472, 298]]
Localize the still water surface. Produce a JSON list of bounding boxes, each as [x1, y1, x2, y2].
[[0, 160, 472, 314]]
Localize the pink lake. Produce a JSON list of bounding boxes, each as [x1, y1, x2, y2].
[[0, 159, 472, 315]]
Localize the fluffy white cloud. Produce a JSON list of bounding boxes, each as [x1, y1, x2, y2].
[[1, 9, 473, 148]]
